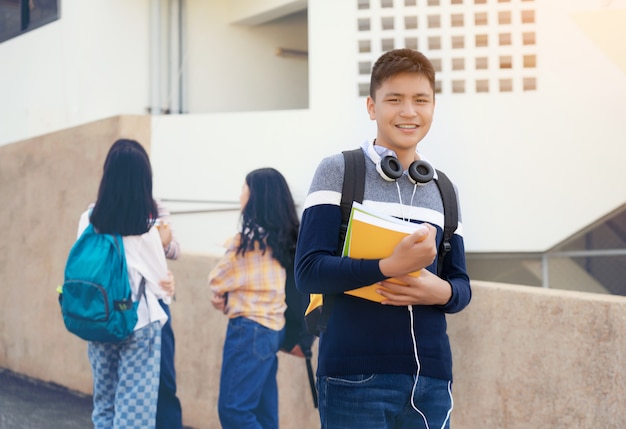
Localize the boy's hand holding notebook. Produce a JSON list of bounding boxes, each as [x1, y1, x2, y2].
[[342, 202, 428, 302]]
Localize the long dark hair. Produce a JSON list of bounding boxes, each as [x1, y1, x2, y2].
[[90, 139, 159, 235], [237, 168, 299, 269]]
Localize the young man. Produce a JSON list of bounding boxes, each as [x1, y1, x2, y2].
[[295, 49, 471, 428]]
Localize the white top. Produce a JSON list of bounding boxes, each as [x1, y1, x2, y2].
[[77, 210, 170, 330]]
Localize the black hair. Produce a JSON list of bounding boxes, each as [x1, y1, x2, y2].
[[90, 139, 159, 235], [237, 168, 299, 269], [370, 49, 436, 99]]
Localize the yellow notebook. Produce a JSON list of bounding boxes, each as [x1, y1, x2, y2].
[[342, 202, 425, 302]]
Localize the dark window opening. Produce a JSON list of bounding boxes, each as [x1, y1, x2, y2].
[[0, 0, 60, 43]]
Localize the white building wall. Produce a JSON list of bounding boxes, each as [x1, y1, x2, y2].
[[1, 0, 625, 256], [0, 0, 151, 144], [0, 0, 308, 144], [421, 0, 626, 252], [184, 1, 308, 113], [151, 0, 626, 255]]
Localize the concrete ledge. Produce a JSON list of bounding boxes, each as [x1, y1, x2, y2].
[[2, 119, 626, 428], [448, 281, 626, 428], [0, 115, 150, 387]]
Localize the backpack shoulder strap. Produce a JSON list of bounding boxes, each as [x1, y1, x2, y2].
[[339, 148, 365, 247], [318, 148, 366, 335], [434, 169, 458, 277]]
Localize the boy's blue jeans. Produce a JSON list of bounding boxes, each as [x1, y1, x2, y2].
[[318, 373, 453, 429], [218, 317, 283, 429]]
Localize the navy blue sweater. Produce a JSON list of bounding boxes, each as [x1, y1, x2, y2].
[[295, 147, 471, 381]]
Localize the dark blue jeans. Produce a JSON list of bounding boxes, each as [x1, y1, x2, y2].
[[218, 317, 283, 429], [156, 301, 183, 429], [318, 373, 453, 429]]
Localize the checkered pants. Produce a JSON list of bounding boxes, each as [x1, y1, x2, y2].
[[88, 321, 162, 429]]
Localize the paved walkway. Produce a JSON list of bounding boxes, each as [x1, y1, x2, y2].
[[0, 368, 196, 429], [0, 368, 93, 429]]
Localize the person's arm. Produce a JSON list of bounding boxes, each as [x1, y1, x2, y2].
[[211, 293, 228, 313], [295, 155, 437, 295], [296, 206, 437, 295], [436, 232, 472, 313], [378, 223, 437, 278], [208, 236, 238, 313], [207, 250, 236, 296], [294, 156, 384, 295], [144, 230, 171, 301], [377, 232, 471, 313], [159, 270, 176, 297], [123, 228, 172, 303], [156, 200, 180, 260]]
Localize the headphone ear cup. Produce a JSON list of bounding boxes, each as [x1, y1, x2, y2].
[[408, 160, 434, 185], [377, 156, 403, 181]]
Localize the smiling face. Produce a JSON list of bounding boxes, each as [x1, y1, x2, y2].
[[366, 71, 435, 161]]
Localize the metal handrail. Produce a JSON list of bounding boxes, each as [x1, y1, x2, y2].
[[541, 248, 626, 289], [158, 198, 240, 215], [170, 207, 240, 215]]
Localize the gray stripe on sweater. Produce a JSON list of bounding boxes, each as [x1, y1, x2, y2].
[[305, 151, 463, 231]]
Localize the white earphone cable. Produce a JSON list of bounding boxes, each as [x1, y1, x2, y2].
[[441, 381, 454, 429], [408, 303, 454, 429], [408, 183, 417, 221], [395, 182, 406, 221], [408, 305, 430, 429]]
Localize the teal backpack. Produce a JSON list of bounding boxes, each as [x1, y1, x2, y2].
[[58, 223, 143, 343]]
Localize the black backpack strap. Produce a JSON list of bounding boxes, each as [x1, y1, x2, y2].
[[138, 276, 147, 299], [339, 148, 366, 246], [434, 169, 458, 277], [317, 148, 366, 335], [113, 275, 145, 312], [305, 354, 318, 408]]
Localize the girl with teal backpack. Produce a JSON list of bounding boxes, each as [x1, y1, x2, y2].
[[61, 139, 175, 429]]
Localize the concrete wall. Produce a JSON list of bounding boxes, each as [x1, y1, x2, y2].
[[0, 116, 319, 428], [166, 254, 320, 428], [447, 282, 626, 428], [0, 115, 151, 388], [2, 118, 626, 428]]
